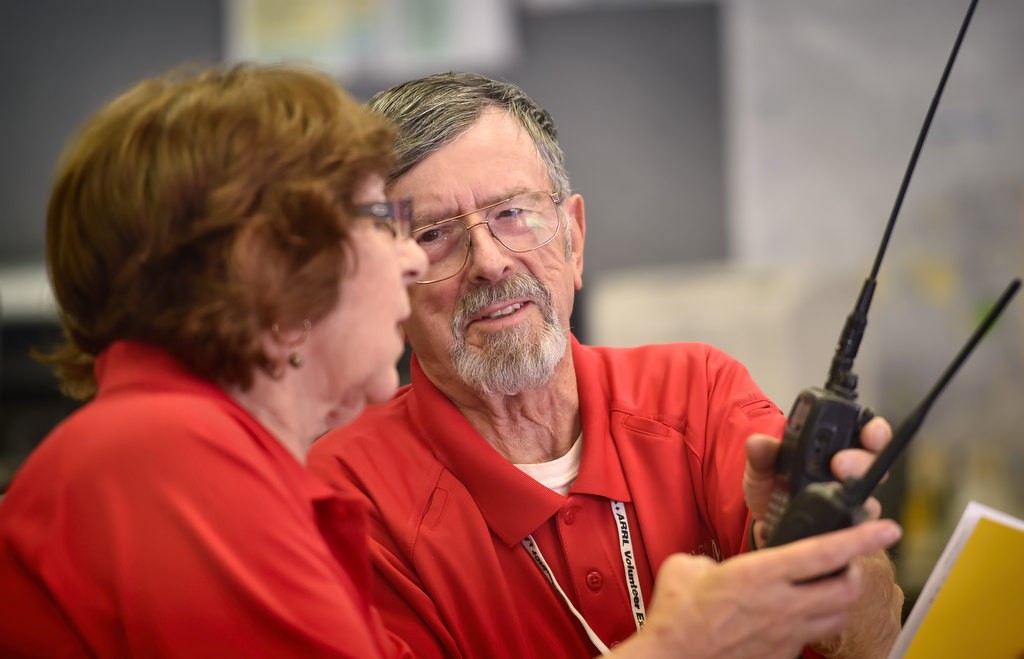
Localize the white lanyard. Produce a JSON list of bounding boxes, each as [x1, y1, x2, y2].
[[521, 500, 647, 655]]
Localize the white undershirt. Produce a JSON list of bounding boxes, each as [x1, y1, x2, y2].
[[514, 435, 582, 495]]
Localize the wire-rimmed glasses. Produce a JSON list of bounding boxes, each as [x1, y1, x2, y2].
[[412, 191, 562, 284]]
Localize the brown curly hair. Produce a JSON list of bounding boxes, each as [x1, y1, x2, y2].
[[42, 63, 396, 399]]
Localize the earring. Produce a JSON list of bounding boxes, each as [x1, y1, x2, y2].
[[271, 319, 311, 370]]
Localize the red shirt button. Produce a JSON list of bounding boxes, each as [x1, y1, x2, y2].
[[585, 570, 603, 590], [563, 506, 579, 525]]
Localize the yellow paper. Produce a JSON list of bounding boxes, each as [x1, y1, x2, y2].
[[892, 502, 1024, 658]]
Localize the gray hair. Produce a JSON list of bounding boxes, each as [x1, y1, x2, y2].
[[368, 72, 572, 200]]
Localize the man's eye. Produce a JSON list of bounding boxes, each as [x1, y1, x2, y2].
[[415, 221, 463, 246], [416, 228, 443, 245], [494, 208, 526, 222]]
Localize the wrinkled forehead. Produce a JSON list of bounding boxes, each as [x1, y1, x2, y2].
[[391, 111, 551, 222], [390, 105, 542, 182]]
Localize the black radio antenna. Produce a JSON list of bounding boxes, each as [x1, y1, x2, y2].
[[842, 278, 1020, 506], [824, 0, 980, 399]]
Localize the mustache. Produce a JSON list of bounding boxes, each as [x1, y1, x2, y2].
[[452, 272, 551, 329]]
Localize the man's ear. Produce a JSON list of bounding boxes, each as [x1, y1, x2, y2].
[[564, 193, 586, 291]]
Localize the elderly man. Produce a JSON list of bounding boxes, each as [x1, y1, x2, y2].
[[308, 72, 903, 659]]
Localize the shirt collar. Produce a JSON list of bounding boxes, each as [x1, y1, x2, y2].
[[95, 340, 339, 503], [567, 336, 632, 502], [405, 334, 632, 546]]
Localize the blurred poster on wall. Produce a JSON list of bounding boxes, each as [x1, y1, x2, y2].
[[224, 0, 518, 81]]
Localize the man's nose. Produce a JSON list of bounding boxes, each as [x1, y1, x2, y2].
[[464, 220, 514, 283]]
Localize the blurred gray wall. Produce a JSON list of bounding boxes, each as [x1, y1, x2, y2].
[[0, 1, 224, 265], [0, 1, 726, 275]]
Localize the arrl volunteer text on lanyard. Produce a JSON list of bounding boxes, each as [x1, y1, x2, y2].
[[520, 500, 646, 655]]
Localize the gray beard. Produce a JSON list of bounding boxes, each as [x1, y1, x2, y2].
[[449, 272, 568, 396]]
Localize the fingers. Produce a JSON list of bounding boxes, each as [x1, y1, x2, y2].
[[766, 519, 902, 583], [831, 416, 893, 480], [744, 434, 779, 473], [750, 530, 892, 647], [639, 524, 901, 659], [644, 550, 841, 658], [743, 435, 781, 522], [859, 416, 892, 452], [862, 496, 882, 520], [656, 551, 716, 578], [799, 610, 852, 647], [831, 450, 874, 480]]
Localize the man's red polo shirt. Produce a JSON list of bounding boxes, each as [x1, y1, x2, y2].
[[308, 337, 785, 658]]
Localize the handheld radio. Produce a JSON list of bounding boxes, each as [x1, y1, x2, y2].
[[766, 279, 1019, 547], [760, 0, 1017, 545]]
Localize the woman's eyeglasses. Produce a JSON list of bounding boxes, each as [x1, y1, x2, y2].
[[354, 199, 413, 240]]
